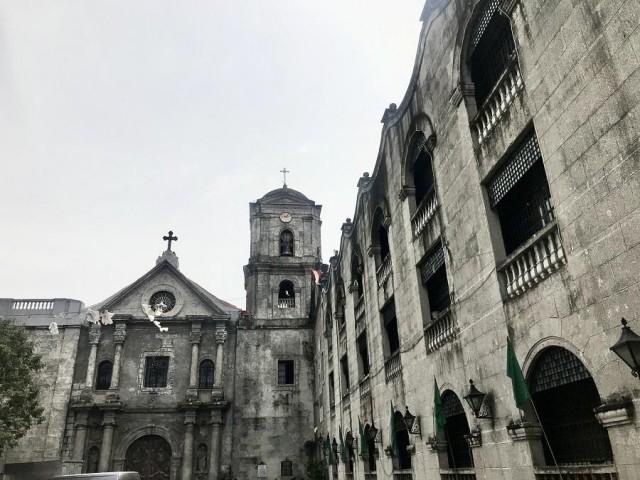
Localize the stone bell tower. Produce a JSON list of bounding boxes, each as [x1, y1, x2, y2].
[[243, 183, 322, 320], [233, 181, 321, 480]]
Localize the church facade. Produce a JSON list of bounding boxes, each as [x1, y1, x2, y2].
[[1, 186, 320, 480]]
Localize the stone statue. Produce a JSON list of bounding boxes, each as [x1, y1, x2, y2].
[[196, 444, 208, 472]]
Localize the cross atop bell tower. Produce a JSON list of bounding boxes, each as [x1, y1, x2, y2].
[[280, 167, 290, 187], [157, 230, 180, 269]]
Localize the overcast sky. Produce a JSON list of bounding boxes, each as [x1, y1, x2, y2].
[[0, 1, 425, 309]]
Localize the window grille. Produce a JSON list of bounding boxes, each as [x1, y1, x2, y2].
[[198, 359, 215, 389], [278, 280, 295, 308], [420, 243, 445, 284], [281, 460, 293, 477], [471, 0, 501, 48], [529, 347, 591, 394], [278, 360, 295, 385], [96, 360, 113, 390], [488, 132, 542, 206], [144, 356, 169, 388]]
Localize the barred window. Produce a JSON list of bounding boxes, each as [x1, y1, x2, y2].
[[470, 0, 516, 106], [144, 356, 169, 388], [198, 359, 215, 389], [489, 131, 554, 255], [278, 280, 295, 308], [277, 360, 295, 385], [281, 460, 293, 477], [420, 242, 451, 315], [96, 360, 113, 390]]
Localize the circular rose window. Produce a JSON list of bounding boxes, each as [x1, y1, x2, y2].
[[149, 291, 176, 313]]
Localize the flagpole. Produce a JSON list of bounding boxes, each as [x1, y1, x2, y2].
[[527, 399, 564, 480]]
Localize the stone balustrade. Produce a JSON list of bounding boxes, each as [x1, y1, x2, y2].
[[12, 299, 55, 311], [411, 190, 439, 238], [424, 308, 458, 353], [439, 469, 477, 480], [499, 223, 566, 299], [376, 254, 393, 288], [277, 298, 295, 309], [472, 57, 524, 146], [359, 375, 371, 398], [384, 352, 402, 383]]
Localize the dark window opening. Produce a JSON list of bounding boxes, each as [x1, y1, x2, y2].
[[364, 425, 377, 473], [278, 360, 295, 385], [351, 254, 364, 299], [529, 347, 613, 465], [278, 280, 295, 307], [329, 371, 336, 407], [198, 359, 215, 389], [413, 150, 435, 207], [280, 230, 294, 256], [421, 243, 451, 315], [144, 356, 169, 388], [96, 360, 113, 390], [382, 302, 400, 356], [393, 412, 412, 470], [340, 354, 350, 393], [378, 224, 390, 261], [471, 9, 516, 106], [357, 333, 370, 377], [281, 460, 293, 477], [488, 131, 554, 255], [442, 391, 474, 468]]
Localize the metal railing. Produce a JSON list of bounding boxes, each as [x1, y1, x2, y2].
[[376, 254, 393, 288], [440, 469, 476, 480], [498, 222, 566, 299], [384, 352, 402, 383], [411, 190, 439, 238], [424, 307, 458, 353], [359, 376, 371, 398], [364, 473, 378, 480], [471, 56, 524, 146], [354, 295, 365, 322], [393, 472, 413, 480], [534, 466, 618, 480], [277, 298, 295, 309]]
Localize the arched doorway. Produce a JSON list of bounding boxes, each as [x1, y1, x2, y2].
[[393, 411, 412, 470], [528, 347, 613, 465], [441, 390, 473, 468], [124, 435, 171, 480]]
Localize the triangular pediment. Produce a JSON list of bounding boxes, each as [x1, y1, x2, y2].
[[93, 260, 239, 319]]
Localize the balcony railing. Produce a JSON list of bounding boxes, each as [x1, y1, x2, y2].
[[355, 316, 366, 337], [472, 56, 524, 146], [354, 295, 365, 322], [12, 299, 55, 311], [534, 466, 617, 480], [411, 190, 439, 238], [277, 298, 295, 309], [342, 393, 351, 410], [393, 472, 413, 480], [384, 352, 402, 383], [424, 307, 458, 353], [364, 473, 378, 480], [440, 469, 476, 480], [359, 375, 371, 398], [498, 222, 566, 299], [376, 254, 393, 288]]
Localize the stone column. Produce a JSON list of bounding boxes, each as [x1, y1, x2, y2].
[[110, 323, 127, 390], [72, 410, 89, 461], [181, 410, 197, 480], [207, 410, 224, 480], [189, 323, 202, 391], [214, 328, 227, 388], [85, 324, 102, 387], [98, 410, 117, 471]]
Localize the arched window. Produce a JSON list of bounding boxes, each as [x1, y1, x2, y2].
[[407, 132, 436, 208], [199, 359, 215, 389], [469, 0, 516, 107], [96, 360, 113, 390], [280, 229, 294, 256], [393, 411, 412, 470], [363, 425, 377, 473], [351, 253, 364, 299], [441, 390, 474, 468], [278, 280, 295, 308], [371, 209, 390, 264], [528, 347, 613, 465]]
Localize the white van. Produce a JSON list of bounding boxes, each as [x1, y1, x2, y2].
[[49, 473, 141, 480]]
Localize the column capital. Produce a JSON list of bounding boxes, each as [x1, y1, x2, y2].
[[209, 409, 224, 426], [190, 332, 202, 344], [88, 324, 102, 345], [184, 410, 197, 426], [113, 323, 127, 344], [102, 411, 117, 427], [215, 329, 227, 345]]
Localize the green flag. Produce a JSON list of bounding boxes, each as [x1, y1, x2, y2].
[[339, 426, 347, 463], [507, 337, 531, 408], [359, 416, 368, 457], [324, 434, 335, 465], [433, 378, 446, 437], [388, 400, 398, 456]]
